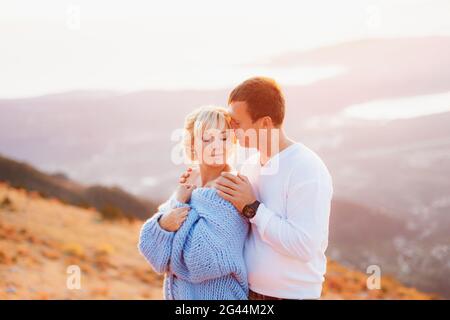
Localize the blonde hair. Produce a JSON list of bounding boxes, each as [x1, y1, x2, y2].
[[183, 105, 233, 162]]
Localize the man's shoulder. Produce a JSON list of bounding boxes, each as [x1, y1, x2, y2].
[[288, 143, 332, 185]]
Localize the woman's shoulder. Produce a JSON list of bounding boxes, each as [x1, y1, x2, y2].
[[191, 187, 247, 223], [191, 187, 235, 210], [191, 187, 249, 234]]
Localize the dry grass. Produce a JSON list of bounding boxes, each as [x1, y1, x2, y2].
[[0, 182, 436, 300], [0, 182, 162, 299], [323, 260, 436, 300]]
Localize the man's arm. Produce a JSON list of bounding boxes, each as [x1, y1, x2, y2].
[[249, 179, 331, 262], [215, 172, 332, 262]]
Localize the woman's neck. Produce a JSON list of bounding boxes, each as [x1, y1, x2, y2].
[[199, 163, 231, 187]]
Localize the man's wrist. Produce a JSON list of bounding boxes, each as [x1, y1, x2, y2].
[[248, 202, 273, 234], [242, 200, 260, 219]]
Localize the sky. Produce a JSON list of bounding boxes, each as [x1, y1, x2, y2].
[[1, 0, 450, 98]]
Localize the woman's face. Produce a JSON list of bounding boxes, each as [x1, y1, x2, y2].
[[194, 125, 234, 167]]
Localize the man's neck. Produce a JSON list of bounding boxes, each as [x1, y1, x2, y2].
[[258, 128, 295, 166]]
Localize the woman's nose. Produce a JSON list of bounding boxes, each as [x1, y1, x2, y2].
[[211, 141, 224, 153], [210, 144, 220, 153]]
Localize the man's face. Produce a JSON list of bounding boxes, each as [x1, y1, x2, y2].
[[228, 101, 260, 148]]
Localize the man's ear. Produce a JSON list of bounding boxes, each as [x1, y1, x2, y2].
[[261, 116, 273, 128]]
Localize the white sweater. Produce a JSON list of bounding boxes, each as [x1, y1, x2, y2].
[[241, 142, 333, 299]]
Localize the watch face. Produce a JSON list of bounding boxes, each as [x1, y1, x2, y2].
[[244, 206, 256, 218]]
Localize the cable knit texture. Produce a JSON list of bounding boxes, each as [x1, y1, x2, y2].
[[138, 187, 249, 300]]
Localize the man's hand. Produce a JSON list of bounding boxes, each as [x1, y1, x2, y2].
[[214, 172, 256, 213], [159, 207, 190, 232]]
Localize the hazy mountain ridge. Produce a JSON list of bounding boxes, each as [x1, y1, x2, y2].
[[0, 154, 157, 220], [0, 154, 445, 297], [0, 36, 449, 298], [328, 200, 450, 297]]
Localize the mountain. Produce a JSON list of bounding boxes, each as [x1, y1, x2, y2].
[[0, 36, 449, 298], [1, 37, 449, 204], [328, 200, 449, 298], [271, 36, 450, 117], [0, 153, 444, 298], [0, 183, 436, 299], [0, 154, 157, 220]]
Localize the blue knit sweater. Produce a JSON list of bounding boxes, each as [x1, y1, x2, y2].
[[138, 187, 249, 300]]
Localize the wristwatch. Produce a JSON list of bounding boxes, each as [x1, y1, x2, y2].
[[242, 200, 260, 219]]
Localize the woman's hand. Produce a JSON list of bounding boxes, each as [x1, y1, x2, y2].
[[179, 167, 200, 185], [175, 183, 196, 203], [159, 207, 190, 232]]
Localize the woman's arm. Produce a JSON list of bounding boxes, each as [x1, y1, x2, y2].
[[170, 203, 249, 283], [138, 181, 197, 273], [138, 197, 189, 274]]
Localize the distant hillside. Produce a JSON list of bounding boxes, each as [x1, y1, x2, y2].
[[0, 153, 446, 298], [328, 200, 449, 298], [329, 199, 411, 251], [0, 184, 436, 300], [0, 154, 157, 220]]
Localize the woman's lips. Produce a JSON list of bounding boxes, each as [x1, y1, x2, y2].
[[211, 153, 224, 158]]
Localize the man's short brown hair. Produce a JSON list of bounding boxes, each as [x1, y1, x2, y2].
[[228, 77, 285, 127]]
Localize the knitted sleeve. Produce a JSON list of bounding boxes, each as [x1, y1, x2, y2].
[[170, 201, 249, 284], [138, 196, 189, 274]]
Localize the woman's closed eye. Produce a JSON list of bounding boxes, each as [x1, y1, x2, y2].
[[202, 135, 228, 142]]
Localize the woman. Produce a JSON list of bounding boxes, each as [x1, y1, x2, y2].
[[138, 106, 249, 300]]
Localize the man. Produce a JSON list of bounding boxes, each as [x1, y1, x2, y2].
[[181, 77, 333, 300]]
